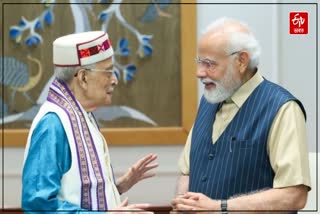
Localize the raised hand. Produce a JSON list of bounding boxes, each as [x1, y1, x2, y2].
[[116, 154, 158, 194]]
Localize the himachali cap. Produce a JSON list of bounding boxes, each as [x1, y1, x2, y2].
[[53, 31, 113, 67]]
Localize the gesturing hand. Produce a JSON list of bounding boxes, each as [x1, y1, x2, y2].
[[116, 154, 158, 194], [111, 197, 154, 214]]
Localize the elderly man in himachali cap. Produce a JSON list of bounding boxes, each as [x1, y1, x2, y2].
[[22, 31, 158, 213]]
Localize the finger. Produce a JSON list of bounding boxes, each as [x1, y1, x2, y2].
[[188, 195, 200, 200], [138, 164, 158, 177], [171, 198, 183, 206], [184, 192, 201, 199], [139, 173, 156, 180], [143, 153, 157, 162], [174, 198, 198, 207], [146, 154, 158, 162], [185, 191, 201, 196], [128, 203, 151, 209], [145, 154, 158, 164], [137, 154, 156, 165], [136, 154, 158, 169], [171, 198, 177, 205], [170, 210, 193, 214], [132, 165, 158, 177], [175, 203, 196, 211], [119, 197, 129, 207], [183, 193, 199, 201], [171, 201, 179, 210], [141, 163, 159, 172]]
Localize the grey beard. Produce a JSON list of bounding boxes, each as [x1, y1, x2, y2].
[[203, 79, 241, 104], [204, 85, 232, 104]]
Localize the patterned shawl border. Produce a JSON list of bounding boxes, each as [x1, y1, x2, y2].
[[52, 79, 108, 210], [47, 87, 93, 208]]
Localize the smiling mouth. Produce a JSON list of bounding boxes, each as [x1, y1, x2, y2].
[[106, 87, 114, 94], [204, 82, 215, 90]]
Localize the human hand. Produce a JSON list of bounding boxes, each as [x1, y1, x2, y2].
[[110, 197, 154, 214], [171, 192, 220, 214], [116, 154, 158, 194]]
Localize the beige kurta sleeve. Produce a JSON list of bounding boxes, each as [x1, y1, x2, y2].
[[178, 127, 193, 175], [268, 101, 311, 189]]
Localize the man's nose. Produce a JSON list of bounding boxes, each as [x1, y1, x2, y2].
[[111, 73, 118, 85], [196, 67, 208, 78]]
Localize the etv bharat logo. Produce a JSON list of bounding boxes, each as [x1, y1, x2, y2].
[[290, 12, 308, 34]]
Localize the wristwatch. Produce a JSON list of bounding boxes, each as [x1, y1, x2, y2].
[[221, 199, 228, 214]]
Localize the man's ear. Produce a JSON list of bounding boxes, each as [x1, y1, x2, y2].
[[76, 69, 88, 88], [237, 51, 250, 73]]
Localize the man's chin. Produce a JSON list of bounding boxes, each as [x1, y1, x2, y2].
[[204, 94, 220, 104], [103, 98, 112, 106], [203, 91, 230, 104]]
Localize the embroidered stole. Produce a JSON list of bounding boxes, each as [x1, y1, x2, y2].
[[47, 79, 108, 210]]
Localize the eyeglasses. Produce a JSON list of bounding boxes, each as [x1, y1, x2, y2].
[[195, 51, 241, 70], [194, 57, 218, 70], [84, 68, 114, 73], [74, 68, 115, 77]]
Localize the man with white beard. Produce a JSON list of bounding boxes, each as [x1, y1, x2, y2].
[[171, 17, 311, 213]]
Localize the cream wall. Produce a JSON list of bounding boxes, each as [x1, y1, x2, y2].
[[1, 1, 319, 212]]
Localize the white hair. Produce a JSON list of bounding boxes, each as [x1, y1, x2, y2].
[[202, 17, 261, 70], [54, 63, 97, 83]]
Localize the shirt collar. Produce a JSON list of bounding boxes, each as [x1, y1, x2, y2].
[[228, 71, 264, 108]]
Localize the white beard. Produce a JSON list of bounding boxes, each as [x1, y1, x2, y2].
[[203, 65, 242, 104]]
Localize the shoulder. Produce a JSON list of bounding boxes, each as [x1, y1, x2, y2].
[[262, 80, 306, 119], [262, 80, 293, 97], [36, 112, 63, 128], [32, 112, 66, 139]]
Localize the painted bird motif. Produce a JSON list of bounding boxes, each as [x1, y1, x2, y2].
[[0, 55, 43, 108]]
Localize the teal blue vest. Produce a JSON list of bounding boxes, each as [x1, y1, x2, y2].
[[189, 79, 306, 203]]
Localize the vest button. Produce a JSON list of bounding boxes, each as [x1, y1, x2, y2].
[[201, 176, 207, 182], [208, 154, 214, 160]]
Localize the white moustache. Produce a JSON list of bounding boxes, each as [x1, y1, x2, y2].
[[107, 88, 114, 93], [201, 78, 218, 85]]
